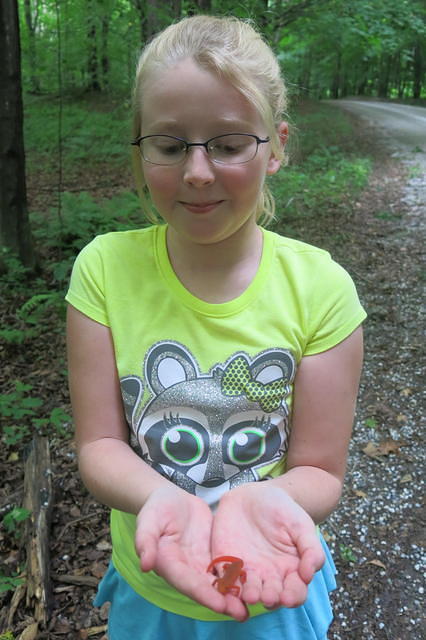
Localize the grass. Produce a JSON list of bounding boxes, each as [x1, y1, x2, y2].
[[23, 93, 132, 173], [269, 101, 372, 230]]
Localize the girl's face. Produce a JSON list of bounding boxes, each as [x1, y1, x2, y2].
[[139, 58, 283, 246]]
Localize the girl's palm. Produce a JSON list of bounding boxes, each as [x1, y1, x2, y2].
[[212, 484, 325, 608], [135, 486, 248, 620]]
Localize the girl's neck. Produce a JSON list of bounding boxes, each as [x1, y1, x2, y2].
[[165, 222, 264, 303]]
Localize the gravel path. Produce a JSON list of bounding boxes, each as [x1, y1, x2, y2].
[[325, 102, 425, 640]]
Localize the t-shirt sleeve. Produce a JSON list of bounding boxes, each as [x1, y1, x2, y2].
[[65, 237, 110, 326], [303, 256, 366, 356]]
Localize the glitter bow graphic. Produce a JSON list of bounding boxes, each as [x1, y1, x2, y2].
[[221, 356, 286, 413]]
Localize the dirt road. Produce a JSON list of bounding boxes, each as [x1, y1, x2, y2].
[[333, 100, 426, 154], [331, 100, 425, 229], [323, 100, 425, 639]]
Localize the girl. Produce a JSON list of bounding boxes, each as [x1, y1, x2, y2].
[[66, 15, 366, 640]]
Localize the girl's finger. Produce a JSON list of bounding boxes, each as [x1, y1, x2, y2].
[[280, 570, 309, 608], [294, 528, 325, 583], [223, 594, 250, 622], [259, 575, 283, 609], [164, 561, 227, 614], [135, 530, 159, 571], [298, 542, 325, 584], [240, 569, 262, 605]]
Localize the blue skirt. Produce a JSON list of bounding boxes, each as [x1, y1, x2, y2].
[[94, 535, 336, 640]]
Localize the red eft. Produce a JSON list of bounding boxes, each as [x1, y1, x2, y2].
[[206, 555, 247, 596]]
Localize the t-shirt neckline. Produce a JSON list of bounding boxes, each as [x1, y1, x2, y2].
[[154, 224, 274, 317]]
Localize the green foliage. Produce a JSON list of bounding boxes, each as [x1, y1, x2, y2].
[[374, 210, 402, 221], [364, 417, 378, 429], [270, 105, 372, 224], [0, 572, 25, 595], [0, 248, 30, 281], [0, 382, 71, 445], [0, 631, 16, 640], [19, 292, 66, 324], [278, 0, 425, 99], [0, 327, 38, 345], [24, 95, 131, 173], [31, 190, 144, 258], [3, 507, 31, 538], [17, 0, 425, 100], [339, 543, 357, 563]]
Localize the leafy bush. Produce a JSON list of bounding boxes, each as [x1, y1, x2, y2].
[[0, 382, 72, 445], [31, 190, 144, 258], [270, 103, 372, 224], [3, 507, 31, 539], [24, 95, 131, 172]]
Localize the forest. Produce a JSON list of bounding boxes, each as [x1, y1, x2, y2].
[[18, 0, 426, 101]]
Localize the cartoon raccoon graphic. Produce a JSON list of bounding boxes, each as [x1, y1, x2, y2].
[[121, 341, 296, 507]]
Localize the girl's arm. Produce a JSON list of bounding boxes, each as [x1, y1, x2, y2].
[[270, 323, 364, 522], [67, 305, 246, 619], [211, 325, 364, 608], [67, 304, 171, 514]]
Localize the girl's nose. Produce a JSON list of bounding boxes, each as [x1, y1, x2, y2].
[[182, 147, 215, 187]]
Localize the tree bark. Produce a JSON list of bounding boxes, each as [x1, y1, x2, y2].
[[87, 0, 101, 91], [331, 50, 342, 99], [23, 0, 41, 93], [146, 0, 163, 41], [412, 41, 423, 100], [172, 0, 181, 17], [101, 14, 110, 90], [0, 0, 35, 269], [196, 0, 211, 10], [276, 0, 329, 28], [378, 54, 391, 98]]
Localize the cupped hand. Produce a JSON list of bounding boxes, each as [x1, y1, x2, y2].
[[134, 486, 248, 621], [212, 483, 325, 609]]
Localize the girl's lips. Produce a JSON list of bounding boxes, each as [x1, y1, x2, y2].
[[180, 200, 224, 214]]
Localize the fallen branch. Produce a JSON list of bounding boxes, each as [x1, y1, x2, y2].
[[23, 436, 54, 626], [52, 573, 99, 588]]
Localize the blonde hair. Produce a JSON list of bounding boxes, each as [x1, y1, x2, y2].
[[131, 15, 288, 226]]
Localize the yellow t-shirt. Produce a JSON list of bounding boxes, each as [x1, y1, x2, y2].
[[66, 224, 366, 620]]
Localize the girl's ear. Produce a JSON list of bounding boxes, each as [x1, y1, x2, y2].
[[266, 121, 289, 176]]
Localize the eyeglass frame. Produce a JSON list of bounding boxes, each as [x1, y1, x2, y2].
[[130, 133, 270, 166]]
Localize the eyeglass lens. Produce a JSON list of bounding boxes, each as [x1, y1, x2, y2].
[[139, 134, 261, 165]]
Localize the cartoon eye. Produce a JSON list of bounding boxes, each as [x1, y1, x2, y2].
[[161, 426, 204, 465], [227, 427, 266, 465]]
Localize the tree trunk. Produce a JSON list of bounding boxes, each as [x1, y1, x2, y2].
[[196, 0, 211, 10], [378, 54, 390, 98], [101, 15, 109, 90], [412, 41, 423, 100], [331, 50, 341, 99], [130, 0, 146, 44], [87, 0, 101, 91], [146, 0, 162, 41], [0, 0, 35, 270], [172, 0, 181, 17], [23, 0, 41, 93]]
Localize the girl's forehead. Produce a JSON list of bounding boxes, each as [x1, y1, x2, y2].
[[142, 58, 230, 97], [140, 59, 265, 132]]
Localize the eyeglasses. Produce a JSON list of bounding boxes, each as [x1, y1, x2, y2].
[[131, 133, 270, 166]]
